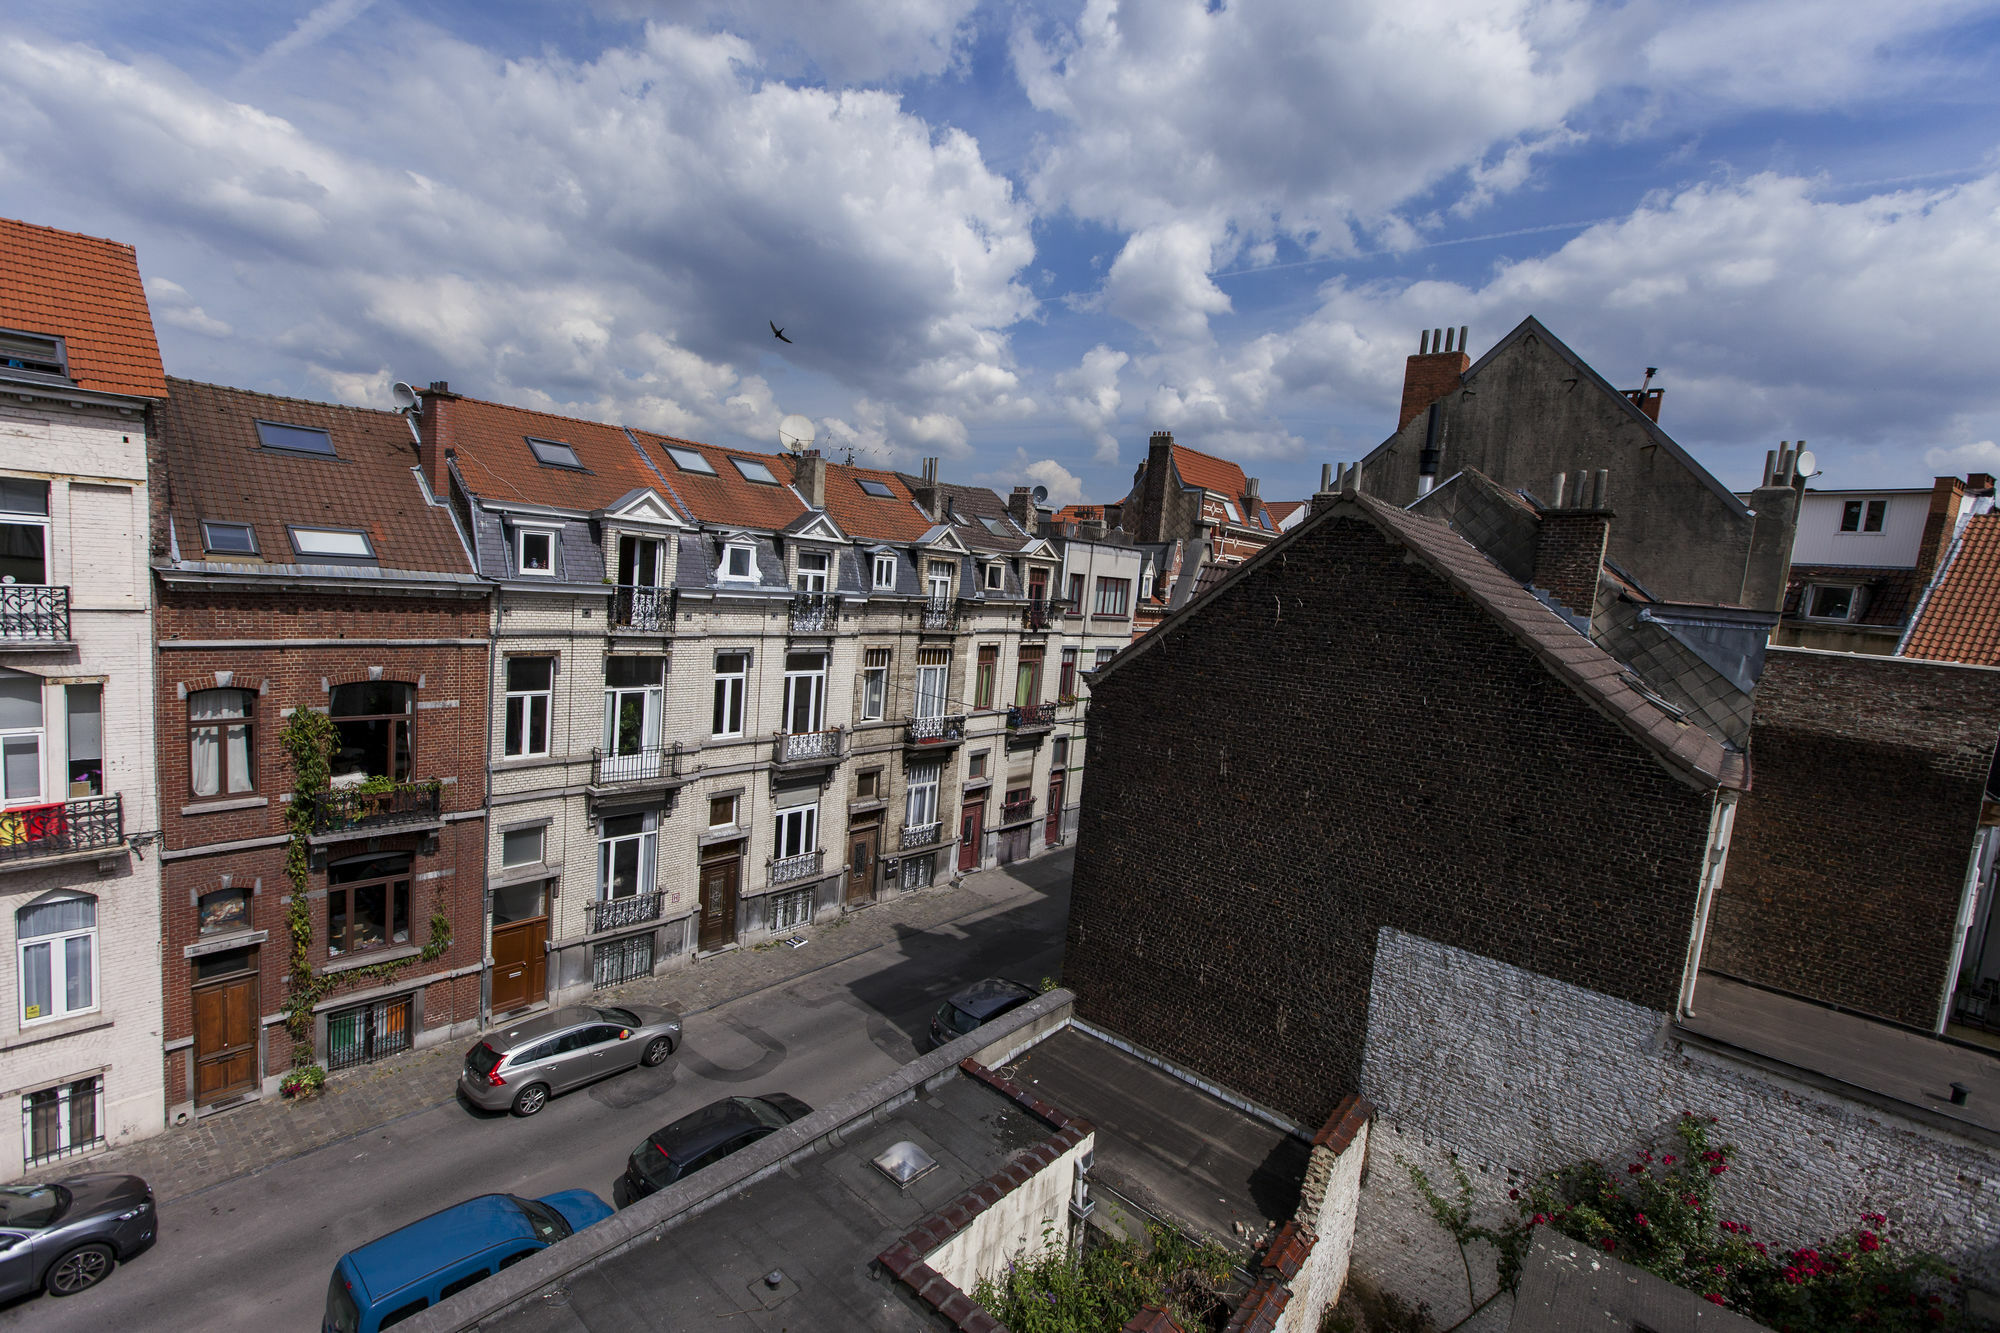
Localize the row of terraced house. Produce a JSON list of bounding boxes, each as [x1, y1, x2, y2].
[[0, 217, 1144, 1174]]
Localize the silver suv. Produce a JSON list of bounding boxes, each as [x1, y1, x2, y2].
[[460, 1004, 681, 1116]]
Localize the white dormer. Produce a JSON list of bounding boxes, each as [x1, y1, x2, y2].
[[507, 518, 565, 579], [716, 531, 759, 582]]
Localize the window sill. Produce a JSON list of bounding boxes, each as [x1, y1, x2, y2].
[[2, 1013, 111, 1052], [699, 827, 745, 848], [492, 753, 571, 773], [1090, 613, 1130, 621], [321, 943, 423, 974], [181, 795, 269, 816]]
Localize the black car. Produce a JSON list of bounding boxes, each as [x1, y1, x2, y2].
[[929, 978, 1038, 1049], [0, 1175, 156, 1299], [622, 1094, 813, 1202]]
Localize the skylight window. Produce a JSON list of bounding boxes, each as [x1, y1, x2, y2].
[[665, 447, 715, 475], [731, 458, 779, 485], [288, 527, 374, 561], [525, 436, 583, 469], [0, 328, 66, 380], [256, 421, 335, 456], [982, 517, 1014, 537], [202, 521, 258, 555], [1222, 499, 1241, 522], [856, 479, 894, 499]]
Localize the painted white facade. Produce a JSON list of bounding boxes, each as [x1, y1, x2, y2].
[[1790, 488, 1930, 568]]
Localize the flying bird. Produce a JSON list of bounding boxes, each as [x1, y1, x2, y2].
[[770, 321, 793, 344]]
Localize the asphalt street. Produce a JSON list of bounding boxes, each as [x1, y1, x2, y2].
[[4, 859, 1069, 1331]]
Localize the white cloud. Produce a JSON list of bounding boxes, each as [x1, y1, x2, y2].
[[595, 0, 978, 83], [1925, 441, 2000, 476], [1055, 344, 1128, 463], [143, 276, 231, 337], [249, 0, 377, 74], [1023, 457, 1084, 508]]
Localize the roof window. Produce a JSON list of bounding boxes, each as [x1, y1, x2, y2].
[[0, 329, 67, 380], [202, 521, 259, 556], [1223, 499, 1241, 522], [256, 421, 335, 457], [982, 517, 1014, 537], [665, 447, 716, 475], [856, 479, 894, 499], [288, 526, 375, 562], [731, 458, 779, 485], [525, 437, 583, 470]]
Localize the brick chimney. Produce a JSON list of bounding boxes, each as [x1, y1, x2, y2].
[[1132, 430, 1176, 543], [1622, 365, 1664, 422], [1398, 326, 1470, 432], [910, 457, 941, 519], [414, 380, 460, 497], [1914, 473, 1973, 588], [1740, 444, 1805, 613], [1532, 469, 1612, 622], [792, 449, 826, 509], [1007, 486, 1035, 530]]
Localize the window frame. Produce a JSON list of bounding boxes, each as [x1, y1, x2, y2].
[[721, 542, 757, 582], [1059, 647, 1078, 700], [774, 803, 819, 860], [597, 811, 658, 902], [328, 681, 416, 782], [796, 551, 829, 593], [665, 446, 716, 475], [926, 561, 954, 603], [905, 764, 941, 829], [325, 856, 412, 959], [872, 553, 897, 590], [200, 520, 259, 556], [915, 649, 949, 721], [0, 327, 69, 380], [1015, 645, 1044, 708], [197, 886, 252, 936], [1803, 584, 1860, 623], [287, 526, 376, 563], [189, 687, 256, 798], [16, 895, 96, 1026], [975, 644, 998, 710], [711, 652, 749, 739], [0, 479, 50, 587], [1093, 577, 1131, 617], [984, 563, 1004, 591], [0, 669, 45, 808], [708, 794, 739, 830], [856, 478, 895, 499], [782, 652, 828, 735], [512, 526, 559, 579], [500, 825, 547, 869], [861, 648, 890, 722], [1094, 647, 1117, 669], [524, 436, 585, 470], [731, 457, 780, 486], [1065, 573, 1084, 610], [503, 657, 554, 759], [254, 419, 335, 457]]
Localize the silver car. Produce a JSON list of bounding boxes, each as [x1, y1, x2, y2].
[[460, 1003, 681, 1116]]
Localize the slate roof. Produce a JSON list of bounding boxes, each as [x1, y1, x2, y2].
[[1902, 513, 2000, 663], [154, 378, 475, 579], [440, 396, 680, 515], [0, 216, 166, 398], [895, 474, 1037, 555], [631, 431, 810, 532]]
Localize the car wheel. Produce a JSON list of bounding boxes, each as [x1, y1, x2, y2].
[[45, 1243, 115, 1297], [641, 1036, 674, 1067], [511, 1082, 550, 1117]]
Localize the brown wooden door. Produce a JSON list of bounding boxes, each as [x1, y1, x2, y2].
[[1045, 771, 1066, 846], [958, 800, 984, 873], [847, 823, 879, 905], [699, 854, 740, 951], [193, 973, 258, 1105], [490, 918, 547, 1015]]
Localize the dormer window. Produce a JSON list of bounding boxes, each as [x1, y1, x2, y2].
[[1804, 584, 1861, 622], [872, 553, 897, 589], [984, 563, 1004, 591], [511, 525, 560, 578], [721, 542, 756, 581], [0, 328, 67, 380], [1140, 568, 1155, 601], [797, 551, 829, 593], [257, 420, 335, 457], [525, 436, 583, 470], [1839, 499, 1887, 533], [665, 447, 715, 475], [732, 458, 779, 486]]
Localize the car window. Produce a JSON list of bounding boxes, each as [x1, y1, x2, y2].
[[583, 1024, 625, 1046], [741, 1099, 796, 1131], [439, 1268, 490, 1299], [554, 1029, 595, 1055], [379, 1297, 429, 1328], [497, 1248, 538, 1270], [595, 1006, 641, 1027], [510, 1196, 573, 1243], [466, 1043, 503, 1077], [521, 1038, 562, 1064], [946, 1004, 983, 1035], [324, 1273, 362, 1333], [0, 1185, 65, 1228]]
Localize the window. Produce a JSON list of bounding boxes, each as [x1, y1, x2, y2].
[[289, 527, 375, 562], [616, 535, 664, 588], [856, 769, 880, 800], [927, 561, 954, 603], [902, 852, 935, 889], [326, 994, 412, 1069], [872, 553, 897, 589], [513, 527, 556, 577], [326, 854, 411, 957], [18, 895, 95, 1023], [1095, 647, 1117, 668], [0, 479, 49, 585], [1015, 645, 1044, 707], [797, 551, 829, 593], [722, 543, 756, 580], [0, 328, 67, 379], [1053, 736, 1070, 769], [775, 803, 818, 859], [712, 652, 748, 737], [906, 764, 940, 829], [1140, 568, 1155, 601], [709, 795, 738, 829], [857, 479, 895, 499], [201, 521, 258, 556], [783, 652, 827, 734], [975, 645, 998, 709], [984, 563, 1004, 590], [198, 886, 251, 935], [189, 687, 253, 797], [501, 826, 545, 868], [65, 684, 100, 798], [503, 658, 553, 758], [969, 751, 987, 779], [915, 648, 949, 721], [329, 681, 414, 781], [861, 648, 890, 721], [1065, 573, 1084, 610], [1094, 577, 1130, 616], [255, 420, 334, 456], [1865, 500, 1886, 532], [604, 656, 665, 761], [194, 946, 255, 981], [0, 669, 43, 806], [732, 458, 779, 485], [1223, 499, 1241, 522], [525, 436, 583, 469], [1805, 585, 1858, 621], [1059, 648, 1078, 700], [768, 887, 814, 931], [1839, 499, 1887, 533], [594, 934, 653, 988], [22, 1076, 102, 1168], [598, 812, 657, 901], [665, 446, 716, 474]]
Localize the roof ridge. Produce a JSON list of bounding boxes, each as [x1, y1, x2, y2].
[[453, 392, 663, 436], [166, 375, 402, 421], [0, 215, 139, 255]]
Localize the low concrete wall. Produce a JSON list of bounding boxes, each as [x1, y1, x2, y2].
[[1219, 1096, 1374, 1333], [926, 1129, 1092, 1292]]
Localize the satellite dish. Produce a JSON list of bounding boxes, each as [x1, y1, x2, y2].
[[1031, 484, 1050, 505], [1793, 449, 1816, 480], [390, 381, 419, 412], [777, 414, 816, 454]]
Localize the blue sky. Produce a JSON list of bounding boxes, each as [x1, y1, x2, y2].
[[5, 1, 2000, 507]]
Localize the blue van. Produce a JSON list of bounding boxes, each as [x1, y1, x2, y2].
[[322, 1190, 611, 1332]]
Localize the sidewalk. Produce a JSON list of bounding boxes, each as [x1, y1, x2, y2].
[[45, 850, 1073, 1204]]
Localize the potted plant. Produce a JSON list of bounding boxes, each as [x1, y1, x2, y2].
[[280, 1064, 327, 1100]]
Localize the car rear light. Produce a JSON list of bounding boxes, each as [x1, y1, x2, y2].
[[487, 1066, 507, 1086]]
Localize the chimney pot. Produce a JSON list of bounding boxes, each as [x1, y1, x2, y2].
[[1321, 463, 1333, 489], [1420, 329, 1430, 355], [1399, 324, 1472, 433]]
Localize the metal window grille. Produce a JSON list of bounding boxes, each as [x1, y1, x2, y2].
[[768, 888, 814, 932], [326, 995, 413, 1071], [901, 853, 935, 890], [22, 1076, 103, 1167], [593, 934, 654, 989]]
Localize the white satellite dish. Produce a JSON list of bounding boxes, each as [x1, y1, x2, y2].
[[777, 413, 816, 454], [390, 381, 420, 413], [1030, 484, 1050, 505], [1793, 449, 1817, 481]]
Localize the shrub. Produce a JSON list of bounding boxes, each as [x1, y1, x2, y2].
[[972, 1223, 1236, 1333]]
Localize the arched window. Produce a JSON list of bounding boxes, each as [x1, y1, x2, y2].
[[189, 689, 254, 797], [18, 893, 95, 1023], [329, 682, 414, 782]]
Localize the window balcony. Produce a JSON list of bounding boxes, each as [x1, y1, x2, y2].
[[611, 585, 673, 632], [1021, 598, 1060, 632], [592, 743, 682, 790], [789, 593, 839, 635], [0, 585, 71, 648], [1007, 703, 1057, 732], [904, 714, 966, 750], [773, 728, 844, 769], [591, 891, 665, 934], [770, 849, 824, 885], [918, 597, 959, 633], [0, 795, 122, 865], [1000, 796, 1035, 825], [900, 821, 942, 851], [310, 780, 443, 836]]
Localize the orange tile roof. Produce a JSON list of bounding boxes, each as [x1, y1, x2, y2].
[[440, 395, 684, 515], [1053, 504, 1112, 524], [1169, 444, 1249, 503], [1902, 513, 2000, 664], [0, 216, 165, 398], [1265, 500, 1306, 528], [629, 431, 810, 532], [793, 458, 937, 542]]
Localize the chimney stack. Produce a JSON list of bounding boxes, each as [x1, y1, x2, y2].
[[793, 449, 826, 509], [1914, 473, 1971, 590], [414, 381, 462, 496], [1532, 469, 1612, 622], [1741, 443, 1804, 612], [1007, 486, 1035, 529], [911, 456, 941, 518], [1399, 325, 1470, 433], [1242, 476, 1260, 521]]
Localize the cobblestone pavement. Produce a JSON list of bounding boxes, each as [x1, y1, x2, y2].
[[43, 850, 1072, 1205]]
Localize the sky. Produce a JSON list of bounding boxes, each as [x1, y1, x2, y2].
[[5, 1, 2000, 508]]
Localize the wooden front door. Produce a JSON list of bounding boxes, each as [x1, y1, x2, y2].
[[699, 852, 740, 951], [1045, 770, 1066, 846], [847, 822, 880, 905], [490, 918, 547, 1015], [958, 800, 985, 873], [193, 972, 259, 1106]]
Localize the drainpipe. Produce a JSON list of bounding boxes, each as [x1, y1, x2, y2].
[[1937, 827, 1998, 1035], [1677, 794, 1738, 1018], [478, 592, 500, 1032]]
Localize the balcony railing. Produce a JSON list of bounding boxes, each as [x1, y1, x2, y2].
[[1022, 598, 1060, 631], [592, 891, 665, 934], [310, 780, 443, 834], [789, 593, 839, 634], [0, 795, 123, 864], [770, 849, 824, 884], [1007, 703, 1058, 731], [0, 585, 70, 643], [1953, 978, 2000, 1035], [612, 585, 672, 632], [1001, 797, 1035, 824], [773, 729, 843, 766], [918, 597, 958, 632], [592, 743, 682, 788], [900, 821, 942, 850], [905, 714, 966, 746]]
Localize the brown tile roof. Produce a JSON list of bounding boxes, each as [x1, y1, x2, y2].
[[0, 216, 165, 398], [789, 458, 936, 542], [442, 396, 684, 515], [1902, 513, 2000, 663], [156, 378, 474, 576], [1170, 443, 1248, 502], [629, 432, 809, 532]]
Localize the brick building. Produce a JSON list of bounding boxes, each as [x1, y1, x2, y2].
[[0, 218, 167, 1177], [150, 379, 489, 1118]]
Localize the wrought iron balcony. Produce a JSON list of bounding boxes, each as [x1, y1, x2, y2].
[[918, 596, 958, 632], [310, 780, 443, 834], [0, 585, 70, 644], [612, 585, 672, 632], [592, 743, 682, 788], [592, 891, 664, 934], [770, 849, 824, 884], [773, 728, 844, 767], [0, 795, 123, 864], [1021, 598, 1060, 631], [1001, 796, 1035, 824], [1007, 703, 1058, 731], [789, 593, 839, 634], [900, 821, 942, 850], [904, 714, 966, 747]]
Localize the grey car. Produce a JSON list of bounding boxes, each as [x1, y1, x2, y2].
[[0, 1174, 156, 1299], [460, 1003, 681, 1116]]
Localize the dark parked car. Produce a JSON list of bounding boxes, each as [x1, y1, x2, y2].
[[622, 1094, 813, 1202], [929, 978, 1038, 1049], [460, 1003, 681, 1116], [0, 1175, 156, 1299]]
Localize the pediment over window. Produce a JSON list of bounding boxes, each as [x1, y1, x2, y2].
[[601, 489, 687, 529]]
